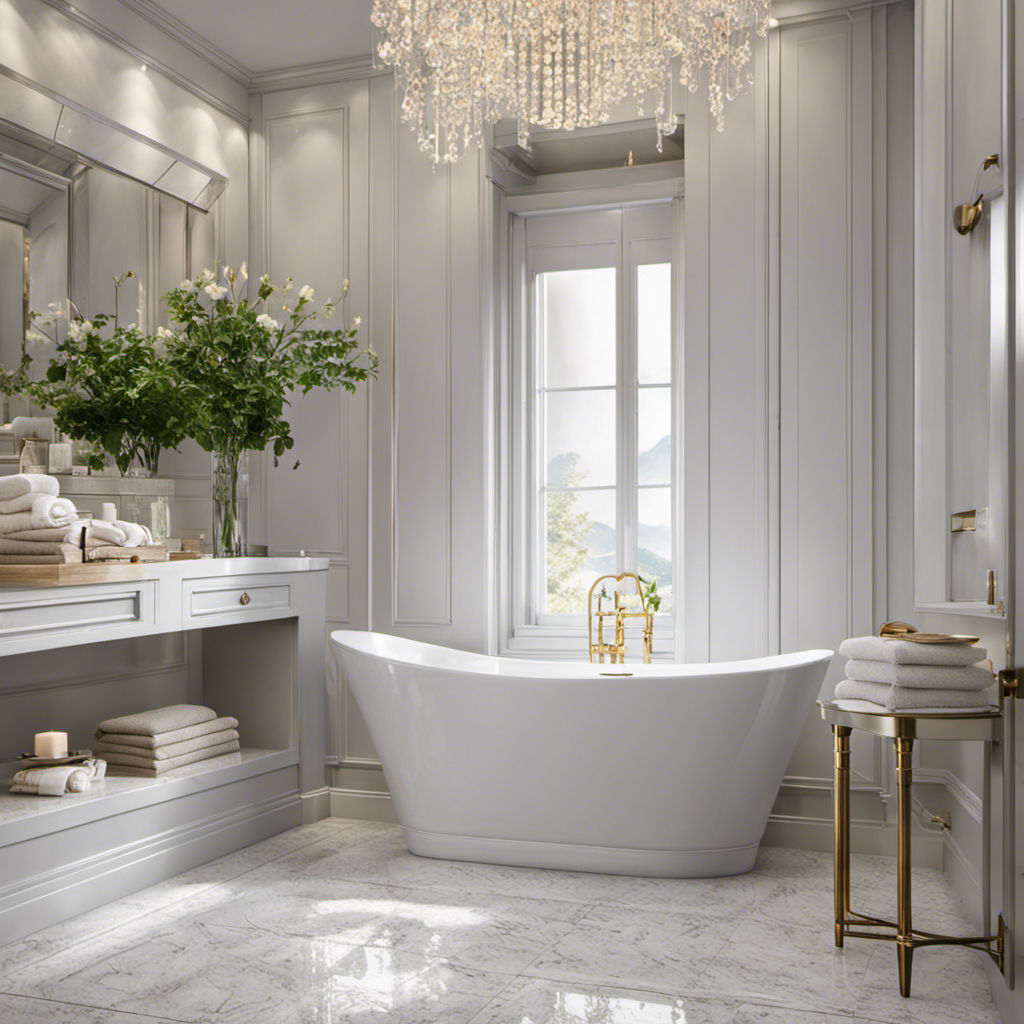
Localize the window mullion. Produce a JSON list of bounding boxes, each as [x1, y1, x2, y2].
[[620, 218, 638, 574]]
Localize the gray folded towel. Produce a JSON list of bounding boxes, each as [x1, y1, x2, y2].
[[95, 705, 218, 738], [839, 636, 985, 666], [104, 740, 241, 776], [94, 729, 239, 761], [834, 678, 993, 710], [844, 659, 993, 690], [94, 716, 239, 750], [0, 551, 83, 564]]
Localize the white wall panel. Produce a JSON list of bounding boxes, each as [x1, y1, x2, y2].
[[392, 130, 453, 626]]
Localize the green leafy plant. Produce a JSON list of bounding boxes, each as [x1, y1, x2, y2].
[[163, 264, 377, 553], [638, 574, 662, 613], [25, 274, 188, 474]]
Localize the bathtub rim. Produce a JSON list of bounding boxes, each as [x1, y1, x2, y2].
[[330, 629, 833, 680]]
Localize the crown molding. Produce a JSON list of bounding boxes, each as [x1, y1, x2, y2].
[[35, 0, 249, 125], [115, 0, 253, 84], [248, 55, 386, 94]]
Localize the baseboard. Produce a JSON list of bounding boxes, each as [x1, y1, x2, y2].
[[329, 787, 397, 823], [0, 774, 301, 945], [300, 786, 330, 823], [761, 813, 944, 868]]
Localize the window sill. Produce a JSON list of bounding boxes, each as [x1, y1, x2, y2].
[[502, 626, 676, 662]]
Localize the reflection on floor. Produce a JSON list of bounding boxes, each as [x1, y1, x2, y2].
[[0, 819, 1000, 1023]]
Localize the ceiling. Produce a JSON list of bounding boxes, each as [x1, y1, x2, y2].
[[152, 0, 374, 75]]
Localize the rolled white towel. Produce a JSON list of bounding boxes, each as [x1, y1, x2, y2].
[[10, 416, 55, 441], [115, 520, 154, 547], [64, 519, 153, 548], [0, 495, 77, 535], [65, 520, 126, 547], [845, 659, 994, 690], [834, 678, 993, 710], [10, 765, 90, 796], [0, 474, 59, 502], [839, 635, 986, 666]]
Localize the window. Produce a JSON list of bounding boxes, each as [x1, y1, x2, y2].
[[509, 202, 676, 643]]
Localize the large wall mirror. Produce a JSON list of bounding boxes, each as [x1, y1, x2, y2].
[[914, 0, 1008, 618], [0, 72, 225, 431]]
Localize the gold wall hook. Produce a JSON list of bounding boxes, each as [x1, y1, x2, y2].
[[954, 154, 1000, 235], [954, 195, 984, 235]]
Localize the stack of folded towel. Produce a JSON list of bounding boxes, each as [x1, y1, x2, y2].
[[0, 473, 166, 564], [835, 635, 994, 711], [94, 705, 240, 777], [10, 759, 107, 796]]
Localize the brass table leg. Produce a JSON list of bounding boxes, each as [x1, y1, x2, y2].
[[895, 736, 914, 997], [833, 725, 852, 947]]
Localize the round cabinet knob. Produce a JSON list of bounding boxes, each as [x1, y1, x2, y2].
[[239, 592, 251, 606]]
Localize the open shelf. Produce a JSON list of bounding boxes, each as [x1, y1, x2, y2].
[[0, 748, 298, 847]]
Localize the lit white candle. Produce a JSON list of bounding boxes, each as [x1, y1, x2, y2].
[[35, 731, 68, 758]]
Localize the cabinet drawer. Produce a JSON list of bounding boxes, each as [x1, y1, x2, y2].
[[0, 583, 156, 650], [184, 580, 292, 624]]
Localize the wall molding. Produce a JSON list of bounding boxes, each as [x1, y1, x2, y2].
[[330, 786, 397, 823], [115, 0, 251, 84], [250, 57, 385, 94], [35, 0, 249, 125]]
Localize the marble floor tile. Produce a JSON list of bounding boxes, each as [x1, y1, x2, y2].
[[174, 874, 414, 945], [2, 918, 513, 1024], [0, 822, 1002, 1024], [697, 912, 873, 1015], [853, 944, 1001, 1024], [521, 903, 738, 993], [359, 888, 593, 975], [469, 977, 857, 1024], [0, 994, 181, 1023]]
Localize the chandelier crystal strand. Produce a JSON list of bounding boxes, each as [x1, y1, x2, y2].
[[371, 0, 771, 164]]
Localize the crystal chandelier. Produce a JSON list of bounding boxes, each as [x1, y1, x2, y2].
[[372, 0, 772, 164]]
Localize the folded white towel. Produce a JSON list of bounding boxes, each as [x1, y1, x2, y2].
[[834, 679, 994, 710], [0, 474, 60, 503], [845, 659, 993, 690], [834, 698, 996, 716], [0, 495, 78, 535], [839, 635, 986, 666]]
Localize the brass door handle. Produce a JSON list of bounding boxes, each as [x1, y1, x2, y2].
[[239, 592, 251, 606]]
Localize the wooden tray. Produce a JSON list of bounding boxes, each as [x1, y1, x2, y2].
[[0, 563, 155, 587]]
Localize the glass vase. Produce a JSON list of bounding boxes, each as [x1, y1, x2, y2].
[[211, 449, 248, 557]]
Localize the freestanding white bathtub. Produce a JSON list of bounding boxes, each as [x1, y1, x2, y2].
[[330, 631, 832, 877]]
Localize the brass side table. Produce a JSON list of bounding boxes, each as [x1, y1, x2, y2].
[[818, 700, 1004, 997]]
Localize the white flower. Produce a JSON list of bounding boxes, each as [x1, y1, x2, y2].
[[342, 279, 350, 297], [205, 283, 229, 301], [156, 326, 175, 340], [178, 279, 196, 294], [259, 273, 270, 288], [255, 313, 279, 332], [239, 262, 248, 280], [24, 330, 49, 349], [199, 269, 216, 286], [67, 319, 93, 341], [282, 278, 294, 295], [352, 316, 362, 329], [298, 285, 314, 303]]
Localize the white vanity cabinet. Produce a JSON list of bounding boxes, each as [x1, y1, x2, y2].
[[0, 558, 329, 945]]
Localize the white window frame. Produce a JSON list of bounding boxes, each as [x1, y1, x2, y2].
[[497, 182, 683, 659]]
